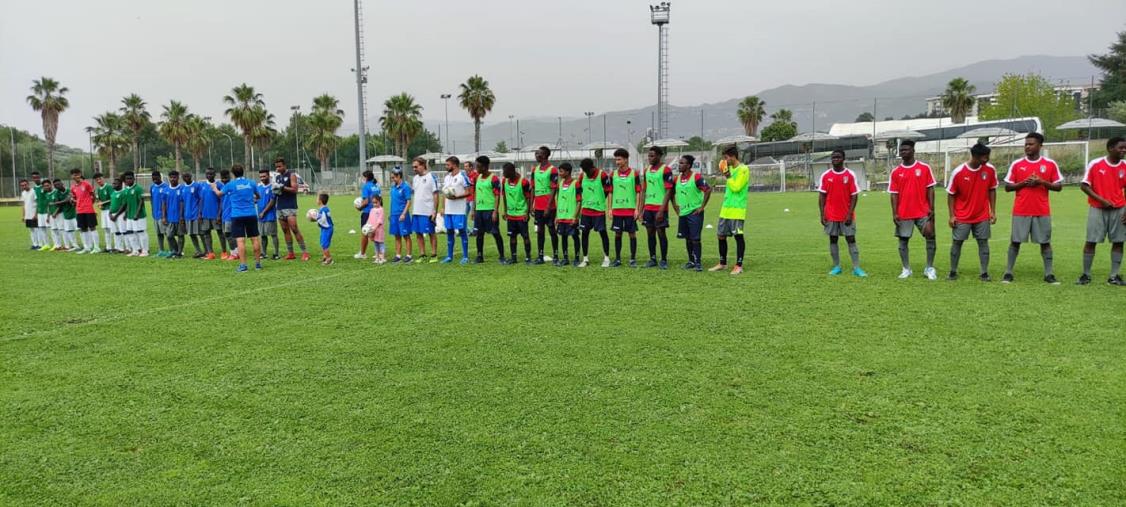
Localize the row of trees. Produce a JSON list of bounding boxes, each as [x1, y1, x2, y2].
[[23, 73, 499, 179]]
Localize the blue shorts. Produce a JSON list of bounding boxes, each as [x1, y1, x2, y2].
[[444, 214, 467, 232], [412, 215, 435, 235], [389, 215, 412, 237], [319, 228, 333, 250]]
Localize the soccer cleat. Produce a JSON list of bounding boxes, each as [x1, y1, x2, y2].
[[610, 259, 622, 268], [601, 257, 611, 268], [559, 257, 569, 267], [428, 256, 438, 264], [524, 257, 533, 265], [708, 264, 727, 272], [1001, 273, 1014, 284], [897, 268, 912, 279], [301, 252, 311, 262], [220, 252, 230, 260], [628, 259, 638, 268], [322, 258, 334, 265], [440, 256, 453, 264], [829, 266, 843, 276], [353, 252, 366, 259], [255, 262, 262, 270], [75, 249, 86, 255], [852, 267, 868, 278], [204, 253, 216, 260], [947, 271, 959, 281], [1075, 274, 1091, 285], [730, 266, 744, 276], [1043, 274, 1060, 285], [1109, 275, 1126, 286], [285, 252, 296, 260], [923, 267, 937, 280], [980, 273, 992, 282], [534, 257, 545, 265], [30, 246, 39, 250], [475, 256, 484, 264], [271, 254, 280, 260], [138, 251, 149, 257], [390, 256, 402, 264], [460, 257, 469, 265], [403, 255, 413, 264], [572, 258, 581, 267], [659, 260, 668, 270], [551, 258, 561, 267], [694, 264, 703, 272], [644, 259, 658, 268], [236, 264, 249, 273], [577, 259, 589, 268], [89, 248, 101, 254]]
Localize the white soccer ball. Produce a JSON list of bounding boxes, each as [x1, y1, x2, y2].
[[784, 208, 791, 212], [353, 197, 364, 209], [271, 181, 284, 195], [442, 187, 458, 199], [306, 208, 319, 221], [435, 221, 447, 234], [361, 224, 374, 235]]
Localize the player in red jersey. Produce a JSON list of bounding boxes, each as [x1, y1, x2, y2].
[[1077, 136, 1126, 285], [887, 140, 938, 280], [1002, 133, 1062, 284], [945, 144, 997, 281], [818, 150, 866, 277]]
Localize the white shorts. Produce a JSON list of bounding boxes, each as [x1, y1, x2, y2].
[[101, 210, 112, 229], [129, 219, 147, 232], [50, 216, 63, 231], [114, 216, 127, 233], [37, 213, 49, 228], [64, 218, 77, 232]]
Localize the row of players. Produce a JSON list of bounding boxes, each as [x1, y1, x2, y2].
[[16, 136, 1126, 283]]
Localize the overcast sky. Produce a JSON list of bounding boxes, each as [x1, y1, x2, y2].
[[3, 0, 1123, 148]]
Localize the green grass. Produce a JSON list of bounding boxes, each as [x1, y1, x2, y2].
[[2, 188, 1124, 505]]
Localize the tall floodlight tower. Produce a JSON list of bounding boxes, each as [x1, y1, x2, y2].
[[353, 0, 369, 170], [650, 2, 670, 140]]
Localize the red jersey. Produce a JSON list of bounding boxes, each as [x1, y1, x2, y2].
[[71, 180, 95, 214], [642, 164, 675, 211], [888, 161, 936, 220], [946, 163, 998, 223], [818, 168, 859, 222], [576, 171, 612, 217], [531, 164, 559, 211], [1081, 157, 1126, 209], [1004, 157, 1061, 217]]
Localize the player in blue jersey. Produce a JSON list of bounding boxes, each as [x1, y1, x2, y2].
[[257, 168, 280, 260]]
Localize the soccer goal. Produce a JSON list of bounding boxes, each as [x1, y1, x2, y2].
[[939, 140, 1089, 185]]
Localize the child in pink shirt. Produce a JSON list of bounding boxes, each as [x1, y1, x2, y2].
[[366, 195, 386, 264]]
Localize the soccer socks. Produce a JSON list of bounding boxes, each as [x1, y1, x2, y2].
[[459, 229, 469, 258], [581, 229, 591, 258], [493, 233, 506, 259], [447, 231, 456, 259], [950, 240, 964, 273], [561, 233, 570, 258], [157, 233, 166, 253], [718, 238, 729, 265], [1083, 250, 1095, 276], [1041, 244, 1054, 277], [599, 231, 610, 258], [475, 231, 486, 258], [536, 225, 546, 258], [977, 239, 990, 275], [847, 241, 860, 268], [190, 235, 202, 254], [734, 235, 745, 267], [1111, 249, 1124, 278], [658, 229, 668, 261], [647, 233, 657, 260], [202, 232, 214, 255], [684, 239, 694, 264], [78, 230, 89, 251], [897, 238, 910, 268], [829, 239, 841, 266], [523, 234, 532, 259], [298, 238, 307, 253], [614, 235, 623, 260], [691, 240, 702, 266], [1005, 243, 1020, 275], [285, 239, 295, 255], [629, 237, 637, 261], [549, 223, 558, 258], [925, 238, 936, 269], [167, 235, 179, 255], [270, 234, 280, 256], [139, 230, 150, 252]]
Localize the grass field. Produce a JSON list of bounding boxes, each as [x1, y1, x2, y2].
[[2, 186, 1124, 505]]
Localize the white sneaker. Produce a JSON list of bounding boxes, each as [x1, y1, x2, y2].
[[74, 249, 86, 255], [601, 256, 611, 268], [578, 258, 589, 268], [923, 267, 937, 280], [353, 252, 366, 259], [89, 248, 101, 254], [897, 268, 912, 279]]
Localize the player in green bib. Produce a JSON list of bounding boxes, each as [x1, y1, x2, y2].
[[665, 154, 712, 271], [712, 145, 749, 275], [576, 158, 612, 268], [641, 146, 675, 269], [531, 146, 560, 264], [502, 162, 533, 264], [472, 155, 507, 263], [553, 162, 580, 267], [107, 177, 126, 253], [608, 148, 643, 267]]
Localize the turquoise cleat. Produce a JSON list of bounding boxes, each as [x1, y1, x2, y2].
[[829, 265, 843, 276], [853, 267, 868, 278]]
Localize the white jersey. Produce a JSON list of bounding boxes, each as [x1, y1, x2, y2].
[[411, 172, 438, 216], [21, 189, 37, 220], [442, 172, 471, 215]]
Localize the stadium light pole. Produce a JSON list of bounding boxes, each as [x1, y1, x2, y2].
[[290, 105, 301, 170], [508, 115, 515, 148], [220, 132, 233, 169], [650, 2, 670, 140], [584, 112, 595, 145], [10, 126, 16, 193], [203, 116, 214, 169], [441, 94, 452, 153], [353, 0, 369, 172]]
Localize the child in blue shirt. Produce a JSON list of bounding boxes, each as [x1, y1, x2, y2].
[[315, 193, 334, 265]]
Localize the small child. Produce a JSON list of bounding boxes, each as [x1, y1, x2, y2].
[[366, 195, 387, 264], [314, 193, 334, 265]]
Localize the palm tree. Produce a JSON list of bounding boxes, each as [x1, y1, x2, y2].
[[184, 115, 211, 175], [158, 100, 192, 171], [223, 83, 265, 167], [380, 93, 423, 159], [248, 105, 276, 169], [942, 77, 977, 124], [458, 75, 495, 152], [90, 112, 128, 178], [120, 94, 150, 170], [737, 96, 766, 137], [771, 109, 794, 123], [26, 77, 70, 177], [306, 94, 345, 174]]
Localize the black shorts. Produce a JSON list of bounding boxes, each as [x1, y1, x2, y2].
[[230, 216, 260, 238], [641, 209, 669, 229], [76, 213, 98, 231], [557, 222, 578, 237], [677, 212, 704, 241], [474, 210, 499, 235], [360, 210, 370, 228], [506, 219, 529, 237], [25, 218, 36, 228], [611, 216, 638, 233], [534, 209, 555, 225], [579, 214, 606, 233]]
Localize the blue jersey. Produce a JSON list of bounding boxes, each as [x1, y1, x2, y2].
[[361, 181, 381, 213], [221, 177, 259, 219], [200, 179, 221, 220], [163, 184, 185, 221], [150, 181, 168, 217], [183, 182, 201, 220], [219, 182, 232, 221], [390, 182, 412, 217], [316, 205, 334, 230], [257, 183, 277, 221]]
